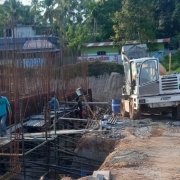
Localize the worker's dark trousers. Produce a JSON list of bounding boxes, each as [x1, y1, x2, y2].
[[75, 110, 82, 119], [0, 113, 7, 137]]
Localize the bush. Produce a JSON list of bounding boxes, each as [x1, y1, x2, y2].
[[88, 61, 124, 77], [161, 50, 180, 72], [168, 35, 180, 50]]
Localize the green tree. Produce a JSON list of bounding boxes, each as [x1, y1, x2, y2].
[[3, 0, 23, 24], [64, 23, 91, 55], [87, 0, 122, 42], [0, 4, 6, 36], [30, 0, 42, 24], [41, 0, 55, 25], [154, 0, 180, 38], [112, 0, 156, 44], [53, 0, 92, 54], [19, 5, 34, 25]]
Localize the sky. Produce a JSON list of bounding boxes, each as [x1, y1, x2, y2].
[[0, 0, 31, 5]]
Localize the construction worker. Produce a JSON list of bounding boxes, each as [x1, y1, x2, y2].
[[48, 95, 60, 110], [74, 96, 83, 119], [0, 90, 12, 137]]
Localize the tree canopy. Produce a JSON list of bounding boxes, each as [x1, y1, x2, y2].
[[0, 0, 179, 51]]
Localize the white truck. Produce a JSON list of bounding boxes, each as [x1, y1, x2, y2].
[[121, 44, 180, 120]]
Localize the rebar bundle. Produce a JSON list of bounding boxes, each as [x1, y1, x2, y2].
[[0, 32, 89, 179]]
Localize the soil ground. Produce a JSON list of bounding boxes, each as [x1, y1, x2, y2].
[[79, 115, 180, 180]]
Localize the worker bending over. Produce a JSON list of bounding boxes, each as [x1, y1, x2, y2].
[[48, 95, 60, 110]]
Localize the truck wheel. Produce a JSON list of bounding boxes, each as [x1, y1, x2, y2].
[[121, 99, 129, 117], [172, 105, 180, 120], [129, 99, 141, 120]]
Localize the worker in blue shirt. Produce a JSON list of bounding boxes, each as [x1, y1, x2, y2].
[[0, 90, 12, 137], [48, 95, 60, 110]]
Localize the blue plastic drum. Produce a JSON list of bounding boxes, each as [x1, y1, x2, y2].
[[112, 99, 121, 113]]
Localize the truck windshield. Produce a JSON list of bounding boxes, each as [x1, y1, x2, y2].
[[140, 60, 157, 84]]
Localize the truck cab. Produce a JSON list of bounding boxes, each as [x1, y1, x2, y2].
[[123, 58, 159, 97], [121, 45, 180, 120]]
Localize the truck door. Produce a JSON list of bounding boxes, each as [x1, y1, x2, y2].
[[138, 59, 159, 96]]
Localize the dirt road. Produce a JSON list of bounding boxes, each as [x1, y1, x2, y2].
[[99, 117, 180, 180]]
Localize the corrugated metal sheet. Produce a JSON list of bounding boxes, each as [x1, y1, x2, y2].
[[24, 119, 49, 127], [84, 39, 171, 47], [23, 114, 49, 128], [23, 40, 55, 49]]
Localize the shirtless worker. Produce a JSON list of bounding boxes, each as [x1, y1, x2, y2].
[[0, 90, 12, 137]]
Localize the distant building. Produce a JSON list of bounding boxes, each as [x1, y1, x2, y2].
[[4, 25, 36, 38], [78, 38, 170, 63], [0, 25, 60, 67]]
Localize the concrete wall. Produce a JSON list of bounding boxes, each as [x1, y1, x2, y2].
[[4, 26, 36, 38], [67, 72, 123, 102], [14, 26, 36, 38], [88, 72, 124, 102]]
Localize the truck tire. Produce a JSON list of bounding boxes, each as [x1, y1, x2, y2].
[[172, 105, 180, 120], [121, 98, 129, 117], [129, 99, 141, 120]]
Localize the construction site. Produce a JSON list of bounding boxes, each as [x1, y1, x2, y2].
[[1, 31, 180, 180], [0, 30, 119, 180]]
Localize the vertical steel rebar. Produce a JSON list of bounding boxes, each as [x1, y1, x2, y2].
[[19, 101, 26, 179]]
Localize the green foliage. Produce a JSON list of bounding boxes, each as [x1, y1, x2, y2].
[[30, 0, 43, 24], [0, 0, 180, 52], [112, 0, 156, 44], [41, 0, 55, 24], [88, 61, 124, 77], [87, 0, 122, 42], [3, 0, 23, 24], [168, 34, 180, 50], [154, 0, 180, 39], [161, 50, 180, 72], [64, 23, 91, 55]]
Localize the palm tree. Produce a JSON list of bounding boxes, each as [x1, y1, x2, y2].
[[19, 5, 34, 25], [3, 0, 23, 25], [30, 0, 42, 24], [41, 0, 55, 25]]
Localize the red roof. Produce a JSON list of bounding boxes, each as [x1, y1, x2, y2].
[[84, 38, 170, 47]]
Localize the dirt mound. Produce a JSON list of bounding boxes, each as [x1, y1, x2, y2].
[[110, 150, 148, 166], [78, 120, 180, 180]]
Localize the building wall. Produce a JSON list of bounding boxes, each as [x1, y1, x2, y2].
[[83, 43, 165, 56], [4, 26, 36, 38], [83, 46, 119, 55], [80, 42, 167, 62], [147, 43, 166, 61], [14, 26, 36, 38]]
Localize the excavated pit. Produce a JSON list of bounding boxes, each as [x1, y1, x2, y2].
[[72, 133, 121, 173]]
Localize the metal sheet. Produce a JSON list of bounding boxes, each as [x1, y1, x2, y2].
[[24, 119, 49, 127]]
